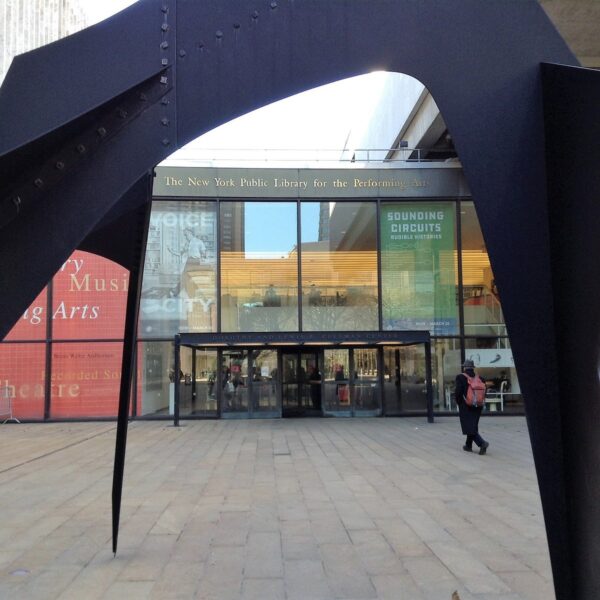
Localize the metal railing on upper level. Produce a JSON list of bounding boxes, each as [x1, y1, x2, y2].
[[163, 147, 460, 165]]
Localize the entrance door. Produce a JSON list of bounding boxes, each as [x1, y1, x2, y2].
[[220, 348, 281, 418], [221, 349, 249, 417], [282, 350, 322, 417], [251, 349, 280, 417], [323, 348, 382, 416], [382, 344, 431, 415], [352, 348, 380, 415]]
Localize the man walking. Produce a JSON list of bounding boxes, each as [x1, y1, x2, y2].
[[454, 359, 490, 455]]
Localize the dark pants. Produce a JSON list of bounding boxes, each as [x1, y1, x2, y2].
[[466, 432, 486, 448]]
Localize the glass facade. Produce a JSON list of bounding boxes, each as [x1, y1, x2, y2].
[[381, 202, 458, 334], [220, 202, 298, 332], [460, 201, 506, 337], [0, 343, 46, 419], [0, 169, 524, 420], [140, 201, 217, 338], [301, 202, 378, 331], [50, 342, 123, 418]]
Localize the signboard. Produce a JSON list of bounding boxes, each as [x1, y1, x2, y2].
[[465, 349, 514, 368], [380, 202, 458, 335], [154, 166, 470, 199], [139, 201, 217, 338]]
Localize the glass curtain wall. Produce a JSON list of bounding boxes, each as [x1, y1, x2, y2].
[[460, 202, 521, 412], [381, 201, 458, 335], [220, 202, 298, 332], [0, 194, 528, 420], [138, 340, 174, 417], [301, 202, 378, 331], [139, 200, 218, 338]]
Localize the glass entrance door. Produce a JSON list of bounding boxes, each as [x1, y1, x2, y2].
[[251, 349, 280, 417], [353, 348, 380, 415], [323, 348, 382, 416], [382, 344, 430, 415], [220, 348, 281, 418], [190, 348, 218, 416], [282, 350, 322, 416], [221, 349, 249, 417]]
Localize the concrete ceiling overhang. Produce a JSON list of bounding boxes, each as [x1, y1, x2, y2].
[[541, 0, 600, 67]]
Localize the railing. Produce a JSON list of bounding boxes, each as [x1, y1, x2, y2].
[[164, 147, 459, 165]]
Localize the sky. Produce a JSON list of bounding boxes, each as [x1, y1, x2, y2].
[[77, 0, 388, 160]]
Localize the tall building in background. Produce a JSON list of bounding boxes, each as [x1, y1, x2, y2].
[[0, 0, 88, 83]]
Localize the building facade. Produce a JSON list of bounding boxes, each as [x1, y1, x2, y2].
[[137, 163, 521, 420], [0, 161, 523, 421]]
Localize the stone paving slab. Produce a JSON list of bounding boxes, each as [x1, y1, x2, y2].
[[0, 418, 554, 599]]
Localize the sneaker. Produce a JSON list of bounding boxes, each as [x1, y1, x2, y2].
[[479, 441, 489, 455], [463, 445, 473, 452]]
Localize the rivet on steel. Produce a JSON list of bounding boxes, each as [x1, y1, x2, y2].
[[233, 23, 240, 30], [97, 127, 107, 137], [162, 138, 170, 146], [12, 196, 21, 211], [179, 49, 187, 57], [160, 76, 168, 85], [161, 58, 169, 66], [161, 41, 169, 49], [55, 161, 65, 170], [161, 23, 169, 32], [139, 93, 148, 101], [161, 118, 170, 126], [252, 10, 259, 19], [76, 144, 86, 154], [34, 178, 44, 188], [216, 30, 223, 39], [161, 5, 168, 13], [270, 1, 277, 9], [118, 109, 128, 119], [161, 98, 170, 106]]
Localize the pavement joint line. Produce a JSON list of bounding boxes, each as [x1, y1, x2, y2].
[[0, 425, 117, 475]]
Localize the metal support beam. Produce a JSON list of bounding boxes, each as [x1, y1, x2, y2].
[[111, 181, 152, 555]]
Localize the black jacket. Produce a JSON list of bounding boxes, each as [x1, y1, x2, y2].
[[454, 368, 484, 435]]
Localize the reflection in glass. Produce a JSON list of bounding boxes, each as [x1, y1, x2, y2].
[[251, 349, 279, 414], [178, 347, 218, 415], [51, 342, 123, 418], [0, 343, 45, 419], [381, 202, 458, 334], [52, 251, 128, 340], [352, 348, 380, 412], [281, 351, 322, 415], [301, 202, 378, 331], [221, 349, 249, 414], [382, 345, 427, 414], [431, 338, 461, 411], [464, 338, 522, 413], [460, 201, 506, 336], [221, 202, 298, 332], [323, 348, 351, 413], [5, 289, 47, 341], [138, 340, 173, 416], [281, 352, 299, 411], [139, 201, 217, 338]]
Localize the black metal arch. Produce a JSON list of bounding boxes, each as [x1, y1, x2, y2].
[[1, 1, 599, 597]]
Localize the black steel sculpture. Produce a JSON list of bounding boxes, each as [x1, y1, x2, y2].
[[0, 1, 598, 597]]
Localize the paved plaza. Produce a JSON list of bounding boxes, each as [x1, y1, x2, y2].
[[0, 417, 554, 600]]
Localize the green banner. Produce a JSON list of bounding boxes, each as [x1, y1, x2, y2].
[[381, 202, 458, 334]]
